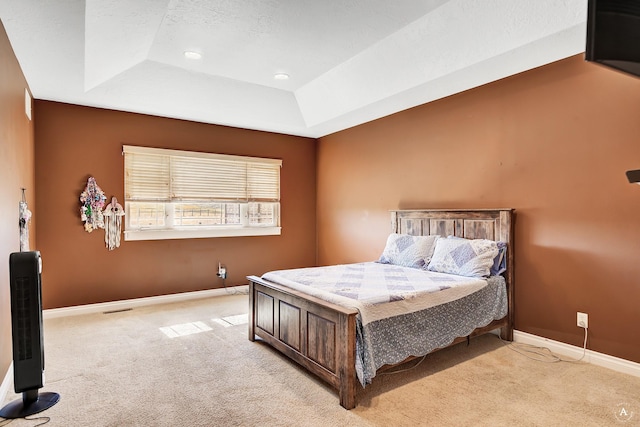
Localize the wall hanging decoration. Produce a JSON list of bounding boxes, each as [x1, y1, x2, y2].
[[79, 177, 106, 232], [19, 188, 32, 251], [103, 196, 125, 250]]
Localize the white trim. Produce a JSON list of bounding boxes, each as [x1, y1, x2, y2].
[[124, 226, 281, 241], [514, 330, 640, 378], [43, 286, 249, 319], [1, 362, 13, 406]]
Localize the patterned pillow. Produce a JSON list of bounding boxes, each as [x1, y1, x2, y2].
[[378, 234, 439, 269], [447, 236, 507, 276], [490, 241, 508, 276], [427, 238, 499, 278]]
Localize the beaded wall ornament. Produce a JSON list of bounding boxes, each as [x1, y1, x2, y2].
[[19, 188, 32, 251], [103, 196, 125, 250], [79, 177, 106, 232]]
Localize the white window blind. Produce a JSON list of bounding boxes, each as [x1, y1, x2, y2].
[[124, 152, 170, 201], [123, 145, 281, 203]]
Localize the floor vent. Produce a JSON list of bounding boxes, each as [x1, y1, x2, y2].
[[102, 308, 133, 315]]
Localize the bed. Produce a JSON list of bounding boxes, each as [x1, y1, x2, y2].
[[247, 208, 514, 409]]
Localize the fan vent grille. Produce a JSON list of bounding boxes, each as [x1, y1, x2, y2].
[[14, 277, 33, 361]]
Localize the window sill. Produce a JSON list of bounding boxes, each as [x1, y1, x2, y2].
[[124, 226, 281, 241]]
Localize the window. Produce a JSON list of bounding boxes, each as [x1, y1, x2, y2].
[[123, 145, 282, 240]]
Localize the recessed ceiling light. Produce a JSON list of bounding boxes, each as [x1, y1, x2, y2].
[[274, 73, 289, 80], [184, 51, 202, 60]]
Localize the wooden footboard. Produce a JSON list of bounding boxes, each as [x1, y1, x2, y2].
[[248, 276, 359, 409]]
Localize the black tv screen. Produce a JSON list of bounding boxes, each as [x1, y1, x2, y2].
[[585, 0, 640, 78]]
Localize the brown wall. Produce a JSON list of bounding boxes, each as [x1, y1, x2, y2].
[[317, 55, 640, 364], [34, 102, 316, 309], [0, 21, 35, 386]]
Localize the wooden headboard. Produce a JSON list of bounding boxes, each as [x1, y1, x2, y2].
[[390, 209, 512, 242], [391, 208, 515, 336]]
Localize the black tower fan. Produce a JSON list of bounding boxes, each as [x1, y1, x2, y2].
[[0, 251, 59, 418]]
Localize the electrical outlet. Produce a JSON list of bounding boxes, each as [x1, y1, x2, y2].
[[577, 312, 588, 328], [217, 263, 227, 280]]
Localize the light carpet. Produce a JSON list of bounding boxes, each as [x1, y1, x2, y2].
[[2, 293, 639, 426]]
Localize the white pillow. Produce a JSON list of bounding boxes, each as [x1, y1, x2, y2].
[[378, 234, 439, 269], [427, 238, 498, 278]]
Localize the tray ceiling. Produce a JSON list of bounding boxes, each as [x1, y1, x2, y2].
[[0, 0, 587, 137]]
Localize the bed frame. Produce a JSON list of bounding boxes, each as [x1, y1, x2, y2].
[[248, 208, 514, 409]]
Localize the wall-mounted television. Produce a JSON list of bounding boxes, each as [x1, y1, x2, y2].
[[585, 0, 640, 78]]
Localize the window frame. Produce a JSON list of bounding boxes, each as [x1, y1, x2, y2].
[[123, 145, 282, 241]]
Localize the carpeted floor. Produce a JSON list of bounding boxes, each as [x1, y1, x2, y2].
[[2, 293, 639, 426]]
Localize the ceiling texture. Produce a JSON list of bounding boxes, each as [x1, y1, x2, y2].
[[0, 0, 587, 138]]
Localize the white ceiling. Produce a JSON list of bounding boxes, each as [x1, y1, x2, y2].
[[0, 0, 587, 138]]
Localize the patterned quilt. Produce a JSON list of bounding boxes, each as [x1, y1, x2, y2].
[[262, 262, 508, 386], [262, 262, 489, 324]]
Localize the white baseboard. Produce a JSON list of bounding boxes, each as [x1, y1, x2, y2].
[[43, 286, 249, 319], [514, 330, 640, 378], [1, 362, 13, 405]]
